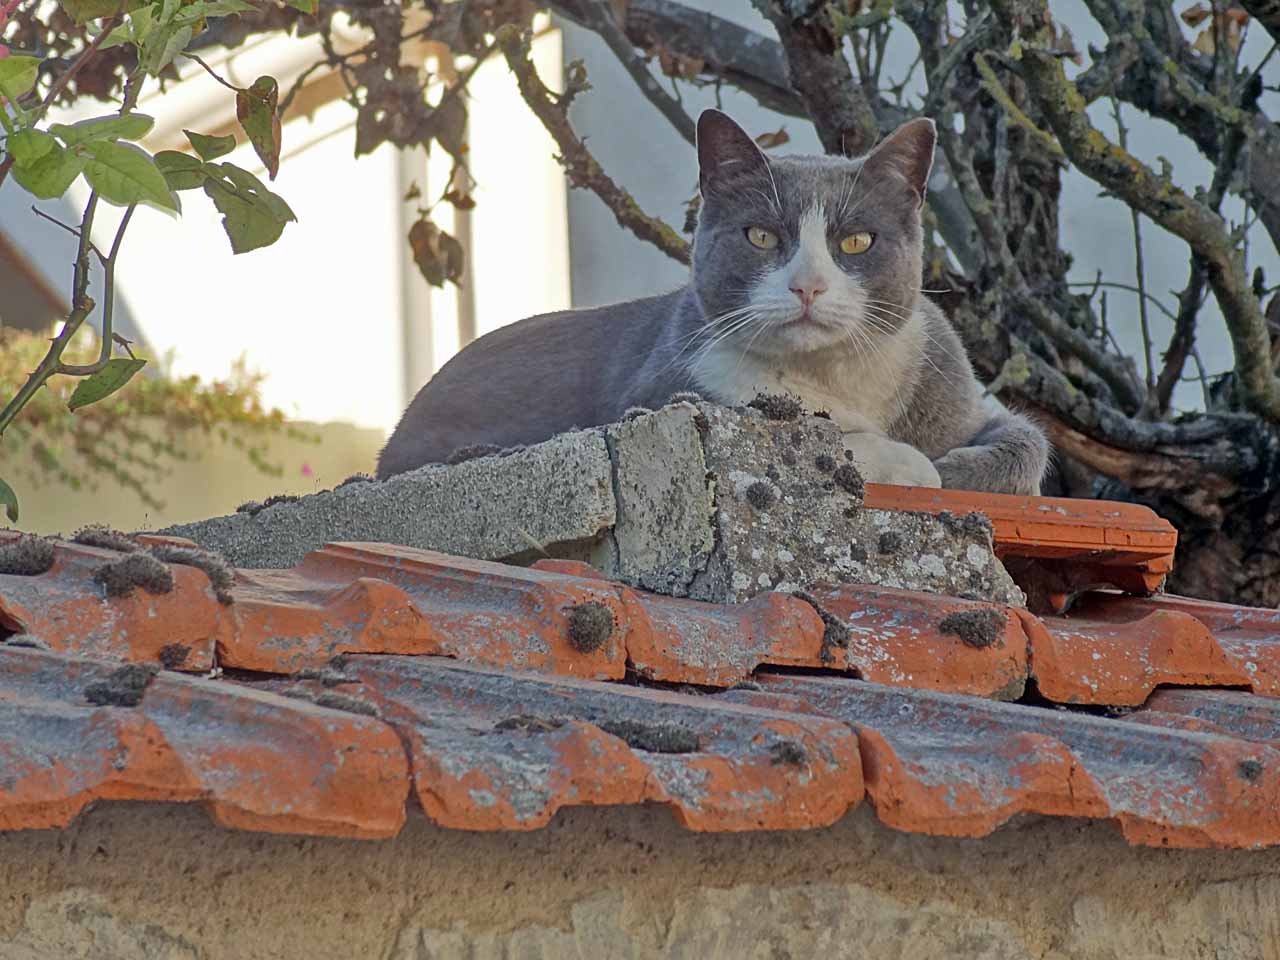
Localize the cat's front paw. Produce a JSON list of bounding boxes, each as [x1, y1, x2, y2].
[[842, 433, 942, 488], [933, 445, 1040, 496]]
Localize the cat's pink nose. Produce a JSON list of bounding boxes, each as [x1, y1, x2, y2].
[[790, 281, 827, 308]]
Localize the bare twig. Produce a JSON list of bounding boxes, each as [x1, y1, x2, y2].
[[1110, 99, 1155, 395], [1239, 0, 1280, 49], [973, 52, 1065, 160], [494, 24, 689, 265], [30, 205, 109, 263], [1153, 255, 1209, 415], [577, 0, 696, 146], [996, 0, 1280, 422], [749, 0, 879, 156]]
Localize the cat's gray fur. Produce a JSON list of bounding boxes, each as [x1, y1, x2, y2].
[[378, 110, 1048, 495]]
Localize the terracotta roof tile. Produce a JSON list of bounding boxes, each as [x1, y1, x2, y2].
[[0, 646, 408, 837], [2, 489, 1278, 850], [722, 676, 1280, 848], [0, 532, 223, 671], [301, 655, 862, 832]]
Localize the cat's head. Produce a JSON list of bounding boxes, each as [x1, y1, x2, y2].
[[691, 110, 935, 359]]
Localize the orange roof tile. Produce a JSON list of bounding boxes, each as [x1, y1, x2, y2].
[[0, 490, 1275, 850]]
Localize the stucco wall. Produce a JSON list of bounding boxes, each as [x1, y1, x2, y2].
[[3, 802, 1279, 959]]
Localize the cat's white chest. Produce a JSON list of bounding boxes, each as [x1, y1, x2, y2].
[[689, 334, 918, 435]]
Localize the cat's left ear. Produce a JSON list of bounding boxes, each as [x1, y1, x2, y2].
[[860, 117, 936, 209], [697, 109, 770, 196]]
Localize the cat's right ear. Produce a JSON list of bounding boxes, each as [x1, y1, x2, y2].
[[697, 110, 768, 196]]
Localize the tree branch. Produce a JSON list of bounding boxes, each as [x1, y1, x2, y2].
[[995, 0, 1280, 422], [748, 0, 879, 156], [572, 0, 696, 146], [494, 24, 690, 266], [1240, 0, 1280, 46]]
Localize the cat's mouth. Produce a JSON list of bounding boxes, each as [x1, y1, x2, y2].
[[779, 308, 834, 328]]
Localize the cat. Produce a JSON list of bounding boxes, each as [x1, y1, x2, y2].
[[376, 109, 1048, 496]]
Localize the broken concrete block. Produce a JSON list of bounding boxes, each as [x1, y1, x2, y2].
[[159, 431, 616, 569], [157, 398, 1021, 606], [602, 403, 1022, 606]]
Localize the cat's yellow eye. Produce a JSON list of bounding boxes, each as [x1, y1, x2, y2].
[[745, 226, 779, 250], [840, 231, 874, 255]]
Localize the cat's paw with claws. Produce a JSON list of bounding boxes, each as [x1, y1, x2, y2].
[[842, 433, 941, 488]]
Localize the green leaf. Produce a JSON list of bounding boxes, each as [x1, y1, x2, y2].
[[140, 22, 192, 75], [0, 54, 42, 101], [184, 129, 236, 161], [234, 75, 281, 179], [158, 0, 180, 23], [57, 0, 146, 24], [184, 0, 255, 16], [10, 140, 86, 199], [82, 140, 178, 211], [155, 150, 207, 189], [285, 0, 316, 13], [127, 4, 155, 42], [50, 112, 155, 145], [92, 23, 136, 50], [68, 358, 148, 412], [0, 478, 16, 523], [202, 162, 295, 254], [220, 162, 294, 221], [7, 129, 57, 165]]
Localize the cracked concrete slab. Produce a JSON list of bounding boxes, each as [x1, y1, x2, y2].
[[159, 431, 616, 570], [157, 400, 1021, 605]]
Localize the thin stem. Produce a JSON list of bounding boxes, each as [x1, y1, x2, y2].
[[0, 193, 99, 439], [58, 204, 136, 376], [1065, 280, 1179, 322], [1111, 98, 1155, 395], [179, 52, 240, 91], [30, 205, 108, 263]]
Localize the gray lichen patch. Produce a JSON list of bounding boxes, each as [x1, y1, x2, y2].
[[0, 536, 56, 577], [93, 553, 174, 599], [566, 601, 614, 653], [72, 526, 141, 553], [149, 545, 235, 605], [598, 719, 700, 754], [84, 664, 159, 707], [747, 392, 803, 421], [938, 608, 1007, 649]]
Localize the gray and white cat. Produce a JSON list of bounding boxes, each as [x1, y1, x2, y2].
[[377, 109, 1048, 495]]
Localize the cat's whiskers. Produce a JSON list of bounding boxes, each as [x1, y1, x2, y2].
[[859, 297, 965, 371], [836, 162, 868, 223], [860, 303, 957, 387], [672, 310, 765, 375], [841, 317, 912, 427]]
